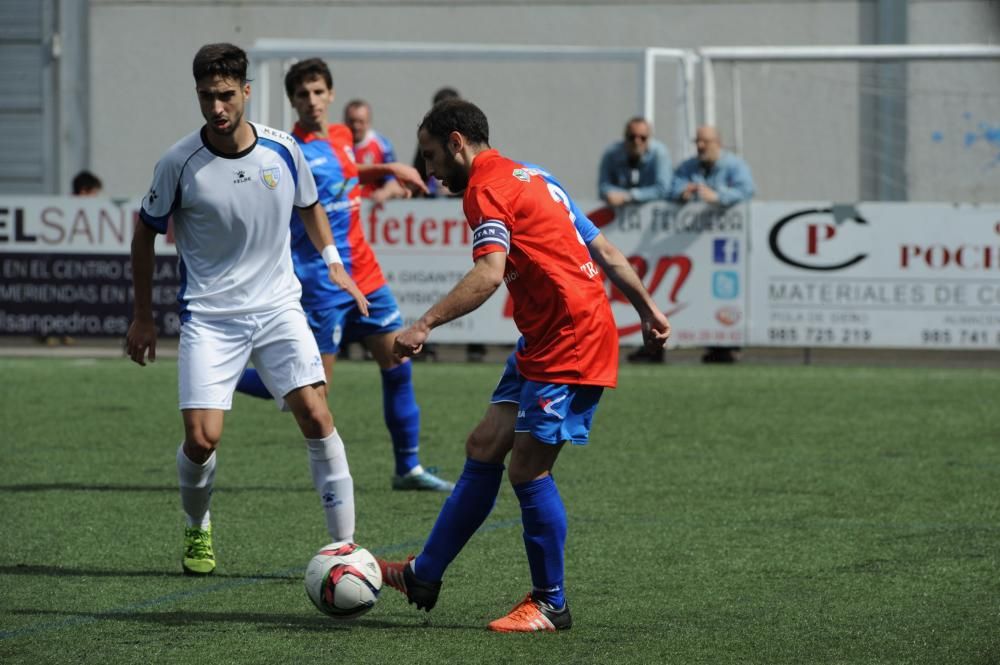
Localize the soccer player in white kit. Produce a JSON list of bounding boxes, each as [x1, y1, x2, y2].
[[126, 43, 369, 575]]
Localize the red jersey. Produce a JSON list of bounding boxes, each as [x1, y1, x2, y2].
[[353, 129, 397, 199], [465, 150, 619, 387]]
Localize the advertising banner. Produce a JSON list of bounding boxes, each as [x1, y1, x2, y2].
[[365, 199, 749, 346], [362, 198, 515, 343], [10, 196, 994, 350], [0, 196, 750, 344], [749, 202, 1000, 349], [595, 201, 748, 348], [0, 197, 180, 337]]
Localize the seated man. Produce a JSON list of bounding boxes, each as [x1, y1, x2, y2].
[[669, 125, 754, 207], [670, 125, 755, 363], [597, 117, 671, 207]]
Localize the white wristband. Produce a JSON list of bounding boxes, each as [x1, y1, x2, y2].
[[321, 244, 342, 265]]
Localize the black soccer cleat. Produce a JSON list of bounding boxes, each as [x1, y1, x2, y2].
[[378, 556, 442, 612]]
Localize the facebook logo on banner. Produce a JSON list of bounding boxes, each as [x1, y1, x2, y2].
[[712, 271, 740, 299], [713, 238, 739, 264]]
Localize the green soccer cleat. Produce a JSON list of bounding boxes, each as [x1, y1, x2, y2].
[[391, 467, 455, 492], [182, 525, 216, 575]]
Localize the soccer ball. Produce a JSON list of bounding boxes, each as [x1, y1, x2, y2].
[[304, 541, 382, 619]]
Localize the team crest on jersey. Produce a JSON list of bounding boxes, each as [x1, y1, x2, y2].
[[512, 168, 530, 182], [260, 165, 281, 189]]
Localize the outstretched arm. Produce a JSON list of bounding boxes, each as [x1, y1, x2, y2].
[[357, 162, 429, 198], [393, 251, 507, 357], [297, 202, 370, 316], [588, 234, 671, 350]]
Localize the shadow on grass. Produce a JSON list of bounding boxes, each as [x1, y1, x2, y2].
[[12, 608, 472, 632], [0, 564, 298, 580]]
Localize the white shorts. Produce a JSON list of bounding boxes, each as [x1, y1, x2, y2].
[[178, 305, 326, 411]]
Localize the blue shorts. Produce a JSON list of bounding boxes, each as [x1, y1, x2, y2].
[[491, 347, 604, 446], [305, 285, 403, 354]]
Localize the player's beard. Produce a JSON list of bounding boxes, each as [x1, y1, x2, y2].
[[207, 108, 243, 137], [442, 153, 469, 192]]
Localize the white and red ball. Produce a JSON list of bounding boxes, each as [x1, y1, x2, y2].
[[304, 541, 382, 619]]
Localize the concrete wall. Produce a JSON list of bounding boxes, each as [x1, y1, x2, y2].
[[87, 0, 999, 202], [907, 2, 1000, 201]]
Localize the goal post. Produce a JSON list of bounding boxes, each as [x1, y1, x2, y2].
[[699, 44, 1000, 203], [247, 39, 698, 161]]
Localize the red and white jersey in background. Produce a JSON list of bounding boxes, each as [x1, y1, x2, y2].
[[353, 129, 397, 199]]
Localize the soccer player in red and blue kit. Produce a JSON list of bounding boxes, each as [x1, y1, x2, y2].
[[235, 58, 453, 492], [379, 99, 672, 632]]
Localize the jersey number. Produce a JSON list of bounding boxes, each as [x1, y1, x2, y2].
[[546, 182, 586, 246]]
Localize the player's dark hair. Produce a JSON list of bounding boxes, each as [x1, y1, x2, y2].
[[284, 58, 334, 99], [192, 43, 248, 83], [419, 99, 489, 147], [71, 170, 102, 195]]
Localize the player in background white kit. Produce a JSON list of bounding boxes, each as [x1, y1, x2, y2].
[[126, 43, 370, 575]]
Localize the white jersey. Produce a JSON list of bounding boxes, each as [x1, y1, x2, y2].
[[140, 122, 319, 320]]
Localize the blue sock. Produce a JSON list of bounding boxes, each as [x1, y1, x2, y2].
[[381, 362, 421, 476], [413, 458, 504, 582], [235, 368, 272, 400], [515, 475, 567, 609]]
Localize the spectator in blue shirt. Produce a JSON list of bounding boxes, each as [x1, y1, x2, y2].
[[669, 125, 754, 206], [598, 118, 671, 364], [598, 117, 671, 207], [672, 125, 754, 364]]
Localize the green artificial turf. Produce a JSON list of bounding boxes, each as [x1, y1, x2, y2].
[[1, 357, 997, 664]]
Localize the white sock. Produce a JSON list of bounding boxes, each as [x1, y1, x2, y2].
[[176, 444, 216, 529], [306, 429, 355, 542]]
